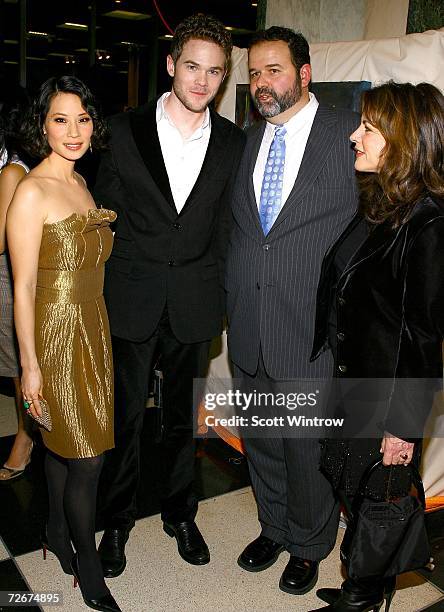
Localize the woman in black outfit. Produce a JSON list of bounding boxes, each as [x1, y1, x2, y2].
[[310, 82, 444, 611]]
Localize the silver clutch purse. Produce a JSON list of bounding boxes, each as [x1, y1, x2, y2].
[[29, 397, 52, 432]]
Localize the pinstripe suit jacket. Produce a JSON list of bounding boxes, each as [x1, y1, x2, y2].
[[226, 105, 360, 380]]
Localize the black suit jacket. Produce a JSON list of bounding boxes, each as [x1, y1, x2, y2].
[[94, 100, 245, 343]]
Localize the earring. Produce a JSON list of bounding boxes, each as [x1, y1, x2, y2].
[[89, 142, 92, 153]]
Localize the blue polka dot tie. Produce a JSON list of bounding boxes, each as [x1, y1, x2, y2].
[[259, 124, 286, 235]]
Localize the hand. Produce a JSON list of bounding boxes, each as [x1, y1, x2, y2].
[[380, 433, 414, 466], [21, 367, 43, 420]]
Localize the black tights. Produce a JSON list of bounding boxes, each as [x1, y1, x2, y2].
[[45, 451, 108, 599]]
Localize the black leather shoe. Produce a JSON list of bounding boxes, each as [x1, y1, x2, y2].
[[98, 528, 129, 578], [279, 556, 319, 595], [71, 554, 122, 612], [308, 593, 383, 611], [237, 535, 285, 572], [163, 521, 210, 565], [310, 577, 385, 612], [317, 577, 395, 611]]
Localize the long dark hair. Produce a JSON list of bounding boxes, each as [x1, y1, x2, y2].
[[358, 81, 444, 227], [22, 75, 108, 159], [0, 83, 32, 167]]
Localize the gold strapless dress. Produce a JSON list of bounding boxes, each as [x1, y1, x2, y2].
[[35, 208, 116, 458]]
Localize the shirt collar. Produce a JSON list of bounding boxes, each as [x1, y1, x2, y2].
[[156, 92, 211, 141], [265, 92, 319, 138]]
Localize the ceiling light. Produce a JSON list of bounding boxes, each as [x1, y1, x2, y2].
[[103, 10, 150, 20], [28, 31, 48, 37], [5, 39, 19, 44], [164, 34, 173, 38], [26, 56, 47, 61], [59, 22, 88, 30], [225, 26, 234, 30], [251, 2, 258, 5]]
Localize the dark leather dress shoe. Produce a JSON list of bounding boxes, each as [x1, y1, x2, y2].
[[237, 535, 285, 572], [98, 528, 129, 578], [279, 556, 319, 595], [163, 521, 210, 565]]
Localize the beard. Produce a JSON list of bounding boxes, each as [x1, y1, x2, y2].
[[253, 78, 302, 118], [172, 80, 215, 114]]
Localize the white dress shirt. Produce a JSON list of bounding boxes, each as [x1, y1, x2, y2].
[[156, 92, 211, 213], [253, 92, 319, 210]]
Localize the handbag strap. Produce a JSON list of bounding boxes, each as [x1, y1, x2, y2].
[[350, 458, 426, 520]]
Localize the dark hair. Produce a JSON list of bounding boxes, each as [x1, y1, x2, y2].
[[0, 83, 32, 166], [22, 76, 108, 159], [249, 26, 310, 71], [358, 81, 444, 227], [170, 13, 232, 67]]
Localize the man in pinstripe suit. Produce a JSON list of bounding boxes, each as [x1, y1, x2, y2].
[[225, 27, 360, 594]]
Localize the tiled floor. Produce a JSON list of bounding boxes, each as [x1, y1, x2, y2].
[[1, 384, 443, 612], [0, 539, 9, 562], [0, 488, 443, 612]]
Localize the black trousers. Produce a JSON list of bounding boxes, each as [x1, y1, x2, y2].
[[234, 356, 340, 561], [100, 309, 210, 530]]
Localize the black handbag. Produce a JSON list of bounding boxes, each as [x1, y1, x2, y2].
[[340, 459, 430, 579]]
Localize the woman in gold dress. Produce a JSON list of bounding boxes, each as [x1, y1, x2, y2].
[[7, 76, 120, 612]]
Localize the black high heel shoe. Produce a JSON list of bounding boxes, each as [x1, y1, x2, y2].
[[317, 576, 396, 612], [309, 597, 383, 611], [309, 578, 384, 612], [71, 554, 121, 612], [41, 526, 74, 575]]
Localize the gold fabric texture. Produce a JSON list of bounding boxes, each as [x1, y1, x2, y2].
[[35, 208, 116, 458]]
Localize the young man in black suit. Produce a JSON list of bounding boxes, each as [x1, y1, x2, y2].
[[95, 14, 245, 576]]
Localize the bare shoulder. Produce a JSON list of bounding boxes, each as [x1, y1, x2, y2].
[[8, 174, 47, 221], [0, 163, 27, 188], [0, 162, 27, 180], [13, 174, 46, 199]]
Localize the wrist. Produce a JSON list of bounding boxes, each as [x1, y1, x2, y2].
[[20, 361, 40, 372]]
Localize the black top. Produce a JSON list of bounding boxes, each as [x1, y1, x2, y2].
[[327, 216, 368, 361]]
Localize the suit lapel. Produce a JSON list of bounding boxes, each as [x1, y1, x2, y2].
[[246, 122, 267, 234], [269, 105, 339, 233], [338, 221, 400, 285], [130, 100, 175, 210], [320, 213, 365, 281], [179, 109, 227, 215]]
